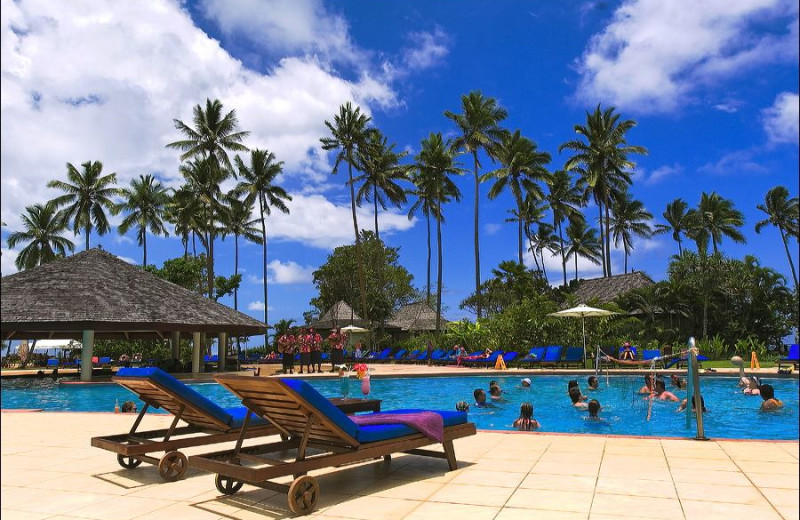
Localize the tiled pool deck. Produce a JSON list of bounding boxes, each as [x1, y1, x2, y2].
[[2, 365, 798, 519]]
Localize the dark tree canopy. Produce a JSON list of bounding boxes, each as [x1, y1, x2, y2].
[[311, 231, 417, 324]]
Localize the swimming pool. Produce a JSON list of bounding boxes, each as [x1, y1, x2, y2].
[[1, 374, 797, 440]]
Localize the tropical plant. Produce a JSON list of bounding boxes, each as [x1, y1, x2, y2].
[[220, 192, 263, 312], [529, 222, 560, 282], [545, 169, 583, 286], [608, 192, 654, 273], [408, 164, 436, 304], [320, 102, 372, 320], [510, 195, 548, 272], [7, 202, 74, 270], [167, 98, 250, 299], [166, 184, 204, 258], [415, 132, 464, 332], [234, 149, 291, 342], [559, 104, 647, 277], [755, 185, 799, 291], [47, 160, 120, 250], [654, 198, 690, 256], [690, 191, 746, 255], [444, 91, 508, 318], [483, 130, 551, 265], [354, 129, 411, 241], [115, 174, 170, 266], [565, 217, 602, 281]]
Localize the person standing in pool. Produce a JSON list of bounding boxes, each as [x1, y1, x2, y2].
[[513, 402, 540, 431], [649, 379, 679, 401], [670, 374, 687, 390], [569, 387, 588, 408], [587, 376, 599, 390], [587, 399, 602, 418], [473, 388, 495, 408], [758, 384, 783, 410], [638, 374, 655, 394]]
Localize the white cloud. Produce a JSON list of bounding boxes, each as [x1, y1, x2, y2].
[[200, 0, 362, 64], [403, 27, 450, 71], [266, 194, 415, 249], [713, 101, 742, 113], [575, 0, 799, 113], [699, 149, 769, 176], [1, 248, 19, 275], [0, 0, 397, 232], [484, 223, 502, 235], [247, 300, 274, 312], [267, 259, 314, 284], [762, 91, 799, 145], [118, 256, 137, 265], [639, 163, 683, 185]]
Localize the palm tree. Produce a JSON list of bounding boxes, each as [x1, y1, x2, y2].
[[483, 130, 551, 265], [320, 102, 372, 319], [755, 185, 799, 290], [221, 192, 264, 311], [559, 105, 647, 277], [512, 195, 548, 272], [115, 174, 170, 266], [354, 130, 411, 241], [47, 161, 120, 250], [166, 185, 204, 258], [654, 198, 690, 256], [565, 217, 602, 281], [408, 166, 436, 304], [609, 192, 654, 274], [167, 98, 250, 299], [415, 133, 463, 332], [234, 149, 291, 343], [545, 169, 583, 286], [7, 203, 74, 270], [530, 222, 559, 282], [444, 91, 508, 318], [693, 191, 746, 255]]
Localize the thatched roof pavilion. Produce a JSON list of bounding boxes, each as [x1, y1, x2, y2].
[[388, 301, 448, 333], [309, 301, 368, 330], [571, 271, 654, 304], [1, 249, 266, 379]]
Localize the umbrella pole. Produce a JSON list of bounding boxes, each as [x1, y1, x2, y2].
[[582, 315, 587, 369]]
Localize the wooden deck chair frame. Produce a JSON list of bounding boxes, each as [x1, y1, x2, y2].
[[91, 372, 278, 482], [188, 375, 477, 516]]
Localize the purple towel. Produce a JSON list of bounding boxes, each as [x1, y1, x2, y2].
[[351, 412, 444, 443]]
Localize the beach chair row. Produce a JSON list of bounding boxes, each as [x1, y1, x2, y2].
[[515, 346, 587, 368]]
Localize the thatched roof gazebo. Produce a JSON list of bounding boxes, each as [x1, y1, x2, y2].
[[309, 301, 368, 331], [388, 301, 448, 334], [571, 271, 654, 304], [1, 249, 266, 380]]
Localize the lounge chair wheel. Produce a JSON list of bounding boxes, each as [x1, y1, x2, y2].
[[158, 451, 188, 482], [383, 454, 391, 461], [116, 454, 142, 469], [288, 475, 319, 515], [214, 474, 244, 495]]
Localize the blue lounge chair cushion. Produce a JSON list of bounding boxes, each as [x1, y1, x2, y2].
[[47, 359, 59, 367], [226, 406, 270, 428], [781, 344, 799, 362], [543, 346, 562, 362], [355, 409, 467, 443], [116, 367, 233, 427], [564, 347, 583, 361], [642, 350, 660, 360], [282, 378, 359, 439]]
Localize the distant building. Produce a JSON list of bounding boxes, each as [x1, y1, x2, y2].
[[387, 301, 448, 340], [571, 271, 654, 304], [308, 301, 368, 332]]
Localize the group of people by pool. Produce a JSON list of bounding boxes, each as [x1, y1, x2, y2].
[[455, 372, 785, 432], [275, 327, 349, 374]]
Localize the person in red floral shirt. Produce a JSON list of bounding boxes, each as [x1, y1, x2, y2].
[[297, 327, 311, 374], [279, 331, 295, 374], [309, 327, 323, 373], [328, 328, 347, 372]]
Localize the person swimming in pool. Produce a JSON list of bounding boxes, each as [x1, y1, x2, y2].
[[569, 386, 588, 408], [758, 384, 783, 410], [587, 399, 602, 418], [649, 379, 679, 402], [520, 378, 531, 388], [678, 394, 707, 413], [512, 402, 540, 431], [638, 374, 655, 395], [670, 374, 687, 390], [455, 401, 470, 412], [587, 376, 599, 390], [473, 388, 495, 408], [740, 376, 761, 395], [489, 384, 505, 401], [567, 380, 588, 401]]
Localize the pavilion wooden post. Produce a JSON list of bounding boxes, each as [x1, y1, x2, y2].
[[192, 332, 202, 374], [218, 332, 227, 371], [171, 331, 180, 362], [80, 329, 94, 382]]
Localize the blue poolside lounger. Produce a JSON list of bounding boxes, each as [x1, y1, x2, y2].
[[778, 344, 799, 370], [561, 346, 584, 368], [189, 375, 477, 515]]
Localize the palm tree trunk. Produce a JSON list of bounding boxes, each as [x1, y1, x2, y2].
[[142, 228, 148, 267], [624, 251, 628, 274], [259, 196, 269, 349], [518, 217, 523, 265], [575, 253, 578, 281], [234, 234, 239, 311], [526, 228, 540, 272], [85, 225, 90, 251], [373, 180, 380, 241], [557, 219, 567, 287], [677, 237, 683, 256], [597, 204, 606, 277], [779, 226, 799, 291], [604, 202, 612, 276], [348, 160, 368, 320], [540, 250, 548, 280], [472, 151, 482, 319], [436, 208, 443, 334], [426, 213, 432, 304]]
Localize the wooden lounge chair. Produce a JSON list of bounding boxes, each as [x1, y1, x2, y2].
[[188, 375, 477, 515], [91, 368, 374, 482]]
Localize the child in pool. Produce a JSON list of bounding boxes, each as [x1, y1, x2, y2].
[[569, 386, 588, 408], [758, 384, 783, 410], [455, 401, 470, 412], [512, 402, 540, 431], [489, 380, 503, 393], [489, 385, 505, 401], [587, 399, 602, 418], [587, 376, 599, 390], [670, 374, 687, 389]]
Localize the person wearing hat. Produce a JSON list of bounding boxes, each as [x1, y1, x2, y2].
[[520, 378, 531, 388], [620, 341, 635, 361]]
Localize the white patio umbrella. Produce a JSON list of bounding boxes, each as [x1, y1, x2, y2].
[[340, 325, 369, 333], [549, 304, 617, 365]]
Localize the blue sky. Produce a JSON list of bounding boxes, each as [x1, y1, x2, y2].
[[1, 0, 798, 343]]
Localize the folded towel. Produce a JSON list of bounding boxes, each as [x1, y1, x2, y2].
[[351, 411, 444, 443]]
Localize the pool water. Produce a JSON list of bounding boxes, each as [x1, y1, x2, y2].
[[1, 375, 797, 440]]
